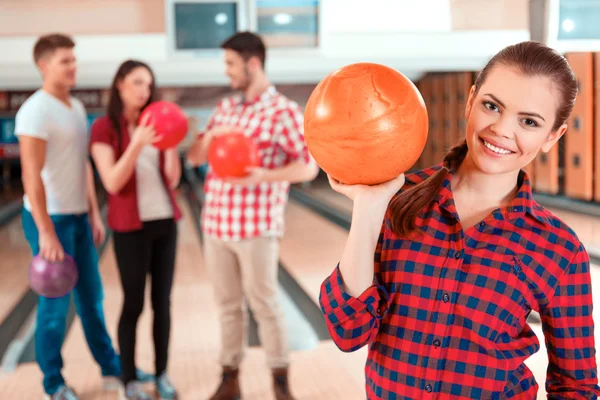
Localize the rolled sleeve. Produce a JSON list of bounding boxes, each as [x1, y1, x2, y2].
[[542, 243, 600, 398]]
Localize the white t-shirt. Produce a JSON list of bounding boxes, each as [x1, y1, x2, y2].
[[135, 144, 173, 221], [15, 90, 89, 215]]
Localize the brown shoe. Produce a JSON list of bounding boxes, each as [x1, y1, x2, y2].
[[208, 367, 241, 400], [272, 368, 295, 400]]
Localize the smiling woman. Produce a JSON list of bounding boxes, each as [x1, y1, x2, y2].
[[465, 68, 565, 175], [388, 41, 578, 236], [320, 41, 600, 399]]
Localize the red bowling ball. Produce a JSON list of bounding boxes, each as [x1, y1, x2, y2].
[[139, 101, 189, 150], [208, 133, 260, 178]]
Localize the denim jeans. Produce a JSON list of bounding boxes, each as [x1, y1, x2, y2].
[[22, 209, 121, 395]]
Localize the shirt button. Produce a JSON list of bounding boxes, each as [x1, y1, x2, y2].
[[455, 250, 462, 259], [376, 308, 381, 314], [425, 384, 433, 393], [433, 339, 441, 347], [443, 293, 450, 303], [479, 221, 485, 228], [513, 207, 518, 212]]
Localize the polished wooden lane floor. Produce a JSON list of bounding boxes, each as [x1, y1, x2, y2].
[[2, 183, 600, 399], [296, 177, 600, 255], [295, 179, 352, 215], [0, 210, 32, 326], [0, 196, 365, 399]]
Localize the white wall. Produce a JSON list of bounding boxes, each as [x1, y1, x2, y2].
[[0, 0, 531, 89]]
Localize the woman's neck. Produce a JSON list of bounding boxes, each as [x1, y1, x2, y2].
[[452, 154, 520, 206], [123, 106, 140, 126]]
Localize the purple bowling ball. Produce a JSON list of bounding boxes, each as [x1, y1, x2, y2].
[[28, 254, 78, 298]]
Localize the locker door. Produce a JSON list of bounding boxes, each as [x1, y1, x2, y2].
[[414, 80, 425, 170], [534, 148, 559, 194], [419, 76, 434, 168], [445, 74, 459, 149], [565, 53, 594, 200], [456, 72, 473, 144], [432, 75, 445, 164], [594, 53, 600, 201]]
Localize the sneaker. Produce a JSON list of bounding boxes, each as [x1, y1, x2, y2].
[[136, 368, 156, 383], [122, 382, 152, 400], [102, 376, 122, 391], [44, 385, 79, 400], [156, 372, 178, 400], [103, 368, 155, 391]]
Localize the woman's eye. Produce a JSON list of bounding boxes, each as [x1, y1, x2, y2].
[[523, 118, 538, 128], [483, 101, 498, 112]]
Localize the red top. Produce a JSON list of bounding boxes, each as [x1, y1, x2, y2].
[[89, 115, 181, 233]]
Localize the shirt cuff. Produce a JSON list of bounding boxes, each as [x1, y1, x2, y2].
[[322, 264, 389, 323]]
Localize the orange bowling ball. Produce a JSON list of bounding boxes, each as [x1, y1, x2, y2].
[[304, 63, 428, 185], [208, 133, 260, 178]]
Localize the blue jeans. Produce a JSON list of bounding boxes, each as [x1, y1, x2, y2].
[[22, 209, 121, 395]]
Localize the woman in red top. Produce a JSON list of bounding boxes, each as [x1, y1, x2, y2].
[[320, 41, 600, 398], [90, 60, 181, 400]]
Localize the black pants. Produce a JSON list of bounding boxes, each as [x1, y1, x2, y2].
[[113, 218, 177, 384]]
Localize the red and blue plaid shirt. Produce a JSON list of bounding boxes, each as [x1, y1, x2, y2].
[[320, 165, 600, 399]]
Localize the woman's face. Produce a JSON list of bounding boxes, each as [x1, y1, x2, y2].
[[463, 65, 567, 176], [117, 66, 153, 111]]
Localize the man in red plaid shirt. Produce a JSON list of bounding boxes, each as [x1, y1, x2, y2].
[[187, 32, 319, 400]]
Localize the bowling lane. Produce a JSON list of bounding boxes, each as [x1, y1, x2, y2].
[[294, 175, 600, 260], [279, 199, 370, 387], [0, 192, 367, 399], [540, 207, 600, 256], [5, 176, 600, 399], [295, 177, 352, 215], [0, 211, 32, 326]]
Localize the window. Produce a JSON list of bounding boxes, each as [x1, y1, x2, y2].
[[255, 0, 319, 47], [173, 1, 239, 50], [165, 0, 319, 55], [558, 0, 600, 40]]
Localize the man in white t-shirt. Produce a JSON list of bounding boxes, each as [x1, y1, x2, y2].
[[16, 33, 139, 400]]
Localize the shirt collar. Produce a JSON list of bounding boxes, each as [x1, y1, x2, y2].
[[406, 164, 549, 226], [239, 85, 277, 105]]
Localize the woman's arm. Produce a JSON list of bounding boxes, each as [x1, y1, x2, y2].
[[90, 142, 142, 195], [541, 244, 600, 398], [319, 175, 405, 352], [90, 117, 156, 194], [319, 212, 389, 352], [90, 120, 156, 195], [164, 148, 181, 189]]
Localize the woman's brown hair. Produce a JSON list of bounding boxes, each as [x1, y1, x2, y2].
[[389, 41, 578, 236], [107, 60, 157, 151]]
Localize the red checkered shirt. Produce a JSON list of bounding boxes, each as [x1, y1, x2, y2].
[[200, 86, 310, 241], [320, 165, 600, 399]]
